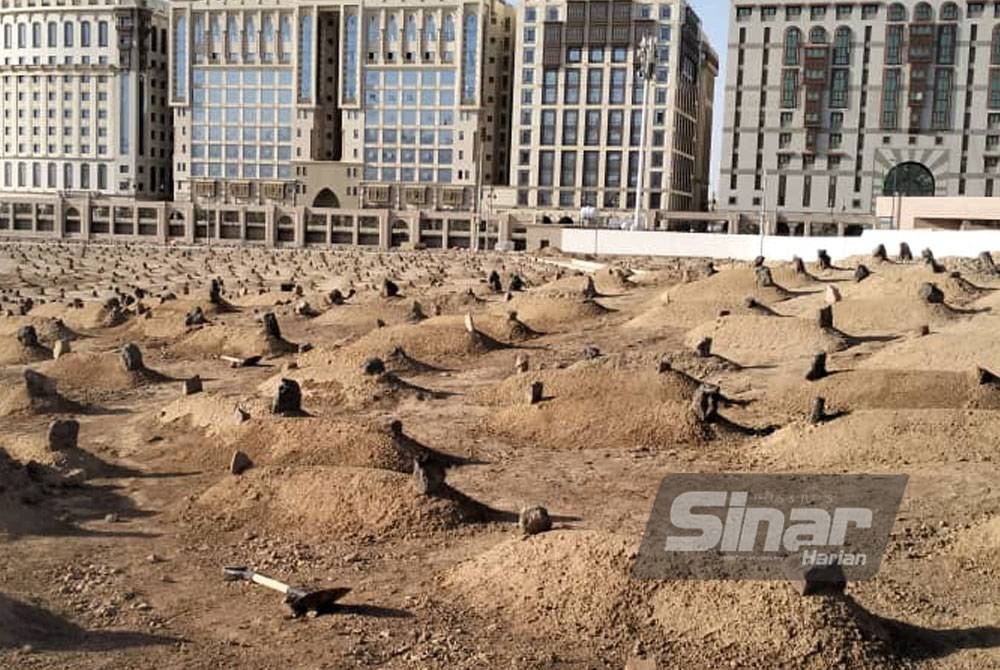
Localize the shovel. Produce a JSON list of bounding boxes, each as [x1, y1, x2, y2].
[[223, 566, 350, 618]]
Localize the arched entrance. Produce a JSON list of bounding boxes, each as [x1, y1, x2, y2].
[[390, 219, 410, 247], [313, 188, 340, 208], [883, 162, 935, 197]]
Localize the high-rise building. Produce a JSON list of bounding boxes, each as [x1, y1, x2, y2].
[[170, 0, 514, 220], [504, 0, 717, 220], [720, 1, 1000, 233], [0, 0, 173, 198]]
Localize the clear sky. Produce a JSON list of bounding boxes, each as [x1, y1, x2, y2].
[[688, 0, 729, 201]]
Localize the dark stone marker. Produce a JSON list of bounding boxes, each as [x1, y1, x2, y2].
[[272, 378, 302, 415], [48, 419, 80, 451], [805, 352, 828, 381], [120, 343, 144, 372]]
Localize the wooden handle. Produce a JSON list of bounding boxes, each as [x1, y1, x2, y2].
[[250, 573, 291, 595]]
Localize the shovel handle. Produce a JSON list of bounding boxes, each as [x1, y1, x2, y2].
[[249, 572, 292, 595]]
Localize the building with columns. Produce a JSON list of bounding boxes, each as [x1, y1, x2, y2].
[[0, 0, 173, 203]]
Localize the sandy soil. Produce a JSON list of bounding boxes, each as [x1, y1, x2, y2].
[[0, 241, 997, 669]]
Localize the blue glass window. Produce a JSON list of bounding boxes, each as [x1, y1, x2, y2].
[[461, 14, 477, 102], [173, 16, 187, 100], [299, 14, 313, 101], [343, 14, 358, 101]]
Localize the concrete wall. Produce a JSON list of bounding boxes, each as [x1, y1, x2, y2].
[[560, 228, 1000, 262], [875, 196, 1000, 230]]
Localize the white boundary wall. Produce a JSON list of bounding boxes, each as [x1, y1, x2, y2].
[[560, 228, 1000, 261]]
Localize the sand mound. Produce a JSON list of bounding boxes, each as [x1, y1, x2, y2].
[[0, 448, 53, 536], [498, 296, 612, 332], [0, 338, 52, 364], [765, 369, 1000, 414], [755, 409, 1000, 468], [859, 314, 1000, 372], [42, 352, 167, 393], [475, 365, 703, 450], [818, 298, 974, 336], [225, 419, 413, 471], [444, 531, 645, 635], [29, 301, 127, 331], [324, 315, 509, 369], [0, 317, 82, 343], [158, 392, 271, 438], [652, 582, 902, 669], [626, 268, 816, 331], [170, 324, 294, 358], [312, 297, 429, 333], [0, 372, 81, 417], [189, 466, 477, 538], [684, 314, 848, 367]]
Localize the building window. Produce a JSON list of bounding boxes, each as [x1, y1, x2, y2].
[[783, 27, 801, 66], [607, 110, 624, 146], [173, 16, 187, 101], [781, 69, 798, 108], [344, 14, 358, 101], [808, 26, 827, 43], [883, 69, 901, 127], [562, 110, 578, 145], [299, 14, 313, 102], [538, 150, 554, 187], [586, 69, 603, 104], [886, 25, 904, 64], [830, 69, 849, 108], [560, 151, 576, 187], [542, 68, 558, 104], [832, 27, 851, 65], [98, 20, 108, 47], [81, 21, 91, 47], [585, 110, 601, 145], [937, 25, 956, 65], [932, 68, 953, 128], [990, 70, 1000, 108], [582, 151, 599, 187], [887, 3, 907, 21], [564, 69, 580, 104], [541, 110, 556, 145], [461, 13, 478, 102], [609, 68, 626, 104]]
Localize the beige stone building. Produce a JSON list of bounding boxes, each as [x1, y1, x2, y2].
[[497, 0, 717, 227], [166, 0, 514, 248], [719, 1, 1000, 235], [0, 0, 173, 204]]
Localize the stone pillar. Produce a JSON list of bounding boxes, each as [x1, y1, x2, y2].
[[265, 206, 276, 248], [157, 204, 167, 243], [441, 218, 450, 249], [295, 208, 306, 248], [53, 198, 64, 239], [240, 208, 247, 241], [81, 199, 92, 240], [351, 215, 359, 246], [378, 210, 390, 250]]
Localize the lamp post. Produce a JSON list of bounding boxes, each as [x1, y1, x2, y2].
[[633, 34, 656, 231]]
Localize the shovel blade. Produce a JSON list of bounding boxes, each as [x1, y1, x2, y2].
[[286, 587, 352, 618]]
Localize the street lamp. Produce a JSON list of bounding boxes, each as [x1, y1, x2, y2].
[[633, 34, 657, 232]]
